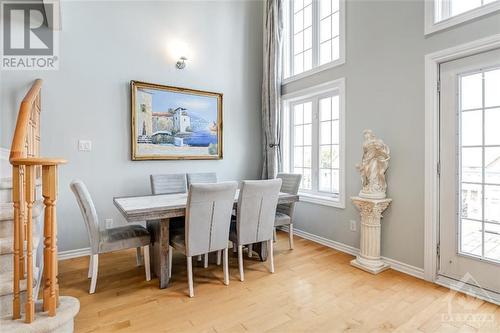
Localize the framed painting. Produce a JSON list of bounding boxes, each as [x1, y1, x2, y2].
[[131, 80, 223, 160]]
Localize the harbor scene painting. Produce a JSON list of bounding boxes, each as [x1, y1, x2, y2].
[[131, 81, 223, 160]]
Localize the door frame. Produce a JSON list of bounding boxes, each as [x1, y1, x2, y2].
[[424, 34, 500, 283]]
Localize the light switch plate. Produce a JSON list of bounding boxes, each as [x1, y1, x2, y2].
[[350, 220, 357, 232], [78, 140, 92, 152]]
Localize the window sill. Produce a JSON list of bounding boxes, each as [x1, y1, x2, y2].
[[298, 192, 345, 209], [282, 58, 346, 86]]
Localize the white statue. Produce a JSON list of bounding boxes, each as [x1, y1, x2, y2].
[[356, 129, 390, 199]]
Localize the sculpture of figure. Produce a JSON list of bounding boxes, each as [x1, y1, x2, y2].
[[356, 129, 390, 199]]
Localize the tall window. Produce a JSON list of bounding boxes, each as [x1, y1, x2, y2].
[[284, 0, 345, 80], [425, 0, 500, 34], [282, 79, 345, 207], [459, 67, 500, 261]]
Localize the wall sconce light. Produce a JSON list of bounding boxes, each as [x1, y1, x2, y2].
[[176, 56, 187, 69]]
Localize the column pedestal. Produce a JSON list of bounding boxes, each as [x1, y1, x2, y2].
[[350, 196, 392, 274]]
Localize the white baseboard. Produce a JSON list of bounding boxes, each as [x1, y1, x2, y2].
[[58, 247, 91, 260], [279, 226, 425, 280]]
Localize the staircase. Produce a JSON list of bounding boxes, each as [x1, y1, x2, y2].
[[0, 80, 79, 332]]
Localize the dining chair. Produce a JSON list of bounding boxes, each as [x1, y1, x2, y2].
[[168, 182, 238, 297], [150, 173, 187, 231], [186, 172, 218, 266], [229, 179, 282, 282], [70, 180, 151, 294], [274, 173, 302, 250], [186, 172, 217, 187], [150, 173, 187, 195]]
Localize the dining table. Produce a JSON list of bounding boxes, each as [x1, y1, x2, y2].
[[113, 190, 299, 289]]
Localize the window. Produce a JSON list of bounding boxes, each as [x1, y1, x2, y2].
[[459, 67, 500, 262], [284, 0, 345, 82], [425, 0, 500, 34], [282, 79, 345, 208]]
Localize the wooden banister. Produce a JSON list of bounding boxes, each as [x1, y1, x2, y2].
[[10, 79, 66, 323], [10, 79, 42, 161]]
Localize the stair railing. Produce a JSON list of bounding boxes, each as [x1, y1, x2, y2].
[[9, 79, 67, 323]]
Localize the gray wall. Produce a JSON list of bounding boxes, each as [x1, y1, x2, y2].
[[0, 0, 264, 251], [283, 0, 500, 269]]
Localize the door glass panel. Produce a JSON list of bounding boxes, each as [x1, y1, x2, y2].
[[485, 108, 500, 145], [485, 185, 500, 223], [458, 67, 500, 262], [461, 110, 482, 146], [460, 219, 483, 256], [461, 147, 482, 183], [485, 69, 500, 108], [484, 223, 500, 261], [460, 73, 482, 110], [485, 148, 500, 184]]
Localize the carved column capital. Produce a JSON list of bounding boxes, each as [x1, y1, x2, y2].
[[351, 197, 392, 221]]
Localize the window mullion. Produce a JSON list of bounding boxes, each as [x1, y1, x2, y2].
[[312, 96, 320, 192], [312, 0, 319, 68], [289, 1, 295, 77]]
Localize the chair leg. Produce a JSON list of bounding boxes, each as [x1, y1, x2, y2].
[[136, 247, 143, 266], [289, 224, 294, 250], [197, 255, 202, 262], [223, 248, 229, 286], [217, 250, 221, 266], [168, 245, 173, 278], [248, 244, 253, 258], [87, 255, 93, 279], [204, 253, 209, 268], [268, 240, 275, 273], [273, 228, 277, 242], [238, 245, 244, 282], [89, 254, 99, 294], [143, 245, 151, 281], [187, 256, 194, 297], [232, 242, 237, 254]]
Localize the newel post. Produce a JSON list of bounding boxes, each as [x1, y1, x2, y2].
[[42, 164, 59, 316]]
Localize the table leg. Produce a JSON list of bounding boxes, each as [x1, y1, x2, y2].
[[146, 218, 170, 289], [254, 241, 268, 262]]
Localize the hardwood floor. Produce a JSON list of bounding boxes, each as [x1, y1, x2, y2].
[[58, 232, 500, 332]]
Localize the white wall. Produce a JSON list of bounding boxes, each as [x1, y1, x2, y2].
[[283, 0, 500, 269], [0, 0, 264, 251]]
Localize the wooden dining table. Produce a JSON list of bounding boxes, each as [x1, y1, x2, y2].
[[113, 190, 299, 289]]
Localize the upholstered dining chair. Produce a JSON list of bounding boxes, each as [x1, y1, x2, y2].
[[274, 173, 302, 250], [229, 179, 282, 282], [150, 173, 187, 195], [168, 182, 238, 297], [70, 180, 151, 294], [186, 172, 218, 266], [150, 173, 187, 230], [186, 172, 217, 187]]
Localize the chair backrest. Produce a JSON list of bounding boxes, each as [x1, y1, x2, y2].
[[276, 173, 301, 217], [150, 173, 187, 195], [70, 180, 100, 254], [185, 182, 237, 257], [186, 172, 217, 187], [236, 179, 282, 245]]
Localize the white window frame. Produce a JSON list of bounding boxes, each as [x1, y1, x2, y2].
[[425, 0, 500, 35], [281, 78, 346, 208], [283, 0, 346, 85]]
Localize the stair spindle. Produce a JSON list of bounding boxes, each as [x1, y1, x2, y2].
[[24, 164, 35, 323]]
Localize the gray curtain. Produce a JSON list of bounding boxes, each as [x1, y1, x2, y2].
[[261, 0, 284, 180]]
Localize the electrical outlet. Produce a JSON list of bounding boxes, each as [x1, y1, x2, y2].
[[105, 218, 113, 229], [78, 140, 92, 152], [350, 220, 357, 232]]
